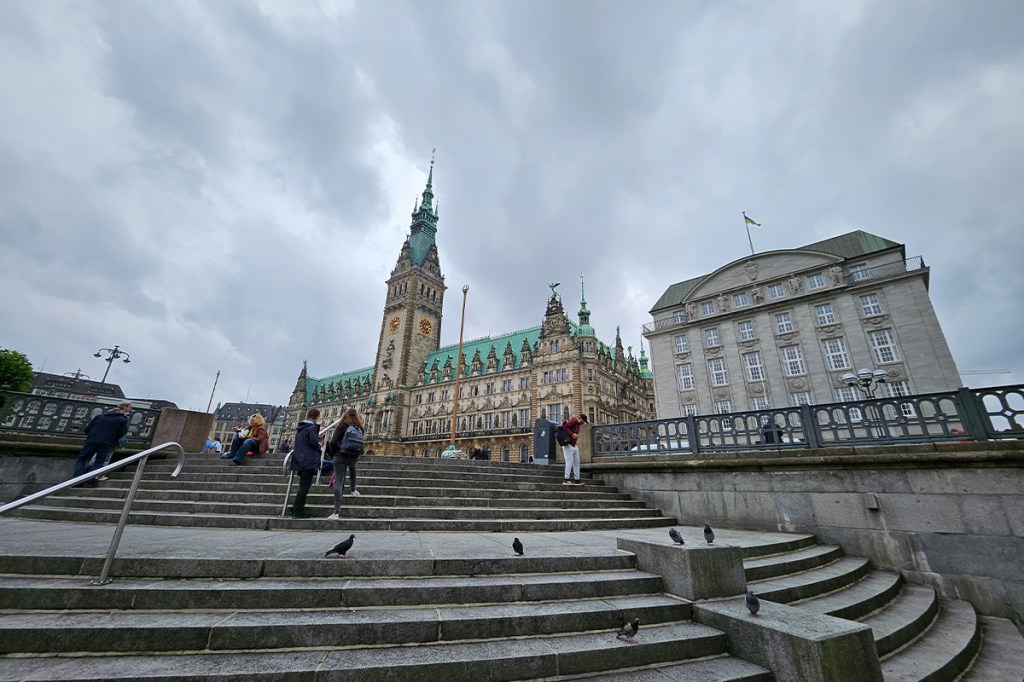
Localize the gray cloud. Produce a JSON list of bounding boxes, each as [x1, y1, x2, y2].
[[1, 0, 1021, 410]]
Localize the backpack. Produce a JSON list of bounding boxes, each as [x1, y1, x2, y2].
[[554, 421, 573, 446], [339, 425, 365, 454]]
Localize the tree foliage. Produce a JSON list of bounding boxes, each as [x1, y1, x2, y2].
[[0, 348, 34, 392]]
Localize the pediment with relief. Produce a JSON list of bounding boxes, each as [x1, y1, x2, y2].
[[686, 251, 840, 300]]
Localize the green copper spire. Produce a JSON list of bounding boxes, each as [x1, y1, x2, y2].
[[407, 153, 439, 266], [576, 274, 594, 336], [639, 347, 653, 379]]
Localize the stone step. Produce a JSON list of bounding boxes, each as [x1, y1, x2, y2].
[[0, 594, 692, 655], [789, 570, 904, 621], [0, 569, 666, 610], [152, 463, 577, 485], [5, 505, 677, 532], [0, 620, 730, 681], [961, 616, 1024, 681], [62, 486, 649, 509], [743, 543, 844, 581], [879, 598, 981, 682], [575, 655, 773, 681], [746, 556, 872, 603], [863, 584, 939, 656]]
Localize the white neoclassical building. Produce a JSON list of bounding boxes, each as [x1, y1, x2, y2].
[[643, 231, 961, 418]]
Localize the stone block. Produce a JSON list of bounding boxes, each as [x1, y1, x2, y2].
[[773, 492, 816, 529], [151, 409, 214, 453], [694, 596, 882, 682], [616, 537, 746, 601], [873, 494, 967, 534]]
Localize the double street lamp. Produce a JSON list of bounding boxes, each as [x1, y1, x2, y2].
[[94, 345, 131, 384], [842, 368, 889, 398]]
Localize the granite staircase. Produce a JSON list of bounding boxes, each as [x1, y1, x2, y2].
[[0, 454, 1021, 680]]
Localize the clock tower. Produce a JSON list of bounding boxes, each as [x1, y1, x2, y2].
[[368, 161, 446, 446]]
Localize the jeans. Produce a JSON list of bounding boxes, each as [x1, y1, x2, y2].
[[291, 469, 316, 515], [74, 442, 115, 481], [331, 455, 359, 512], [230, 436, 259, 463], [562, 443, 580, 482]]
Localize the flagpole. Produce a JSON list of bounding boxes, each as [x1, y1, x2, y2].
[[743, 213, 755, 255]]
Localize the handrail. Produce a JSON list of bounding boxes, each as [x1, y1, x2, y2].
[[0, 441, 186, 585], [280, 419, 341, 517]]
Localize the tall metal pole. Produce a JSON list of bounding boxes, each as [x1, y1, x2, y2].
[[449, 284, 469, 447], [206, 370, 221, 413]]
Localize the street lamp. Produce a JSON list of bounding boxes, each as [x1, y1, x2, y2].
[[841, 368, 889, 397], [93, 345, 131, 384]]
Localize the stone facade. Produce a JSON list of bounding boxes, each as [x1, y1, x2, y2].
[[644, 231, 961, 418], [280, 166, 655, 459]]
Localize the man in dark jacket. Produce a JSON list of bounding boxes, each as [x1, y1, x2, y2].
[[72, 402, 131, 488], [288, 408, 323, 519]]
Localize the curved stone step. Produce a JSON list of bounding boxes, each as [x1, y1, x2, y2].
[[789, 570, 904, 621], [573, 655, 772, 681], [747, 556, 872, 603], [0, 620, 728, 682], [0, 569, 666, 610], [879, 598, 981, 682], [743, 543, 844, 581], [961, 616, 1024, 681], [864, 583, 939, 656]]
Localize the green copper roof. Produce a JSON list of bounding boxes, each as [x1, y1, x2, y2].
[[307, 366, 374, 402], [421, 326, 542, 380], [408, 165, 439, 267], [650, 230, 902, 313]]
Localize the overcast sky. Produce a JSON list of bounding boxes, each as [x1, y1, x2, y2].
[[1, 0, 1021, 411]]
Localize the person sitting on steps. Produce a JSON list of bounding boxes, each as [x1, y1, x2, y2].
[[222, 414, 269, 466]]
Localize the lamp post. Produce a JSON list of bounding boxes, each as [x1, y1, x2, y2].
[[447, 284, 470, 455], [93, 346, 131, 384], [841, 368, 889, 397]]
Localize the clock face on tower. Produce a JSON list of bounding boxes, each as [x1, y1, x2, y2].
[[418, 318, 433, 336], [388, 316, 401, 333]]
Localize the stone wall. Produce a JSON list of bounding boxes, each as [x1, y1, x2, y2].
[[585, 441, 1024, 627]]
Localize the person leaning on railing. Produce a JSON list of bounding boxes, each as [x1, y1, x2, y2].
[[71, 402, 132, 488]]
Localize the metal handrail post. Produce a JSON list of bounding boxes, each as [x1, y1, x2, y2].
[[95, 453, 150, 585]]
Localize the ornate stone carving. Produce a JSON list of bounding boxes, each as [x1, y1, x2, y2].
[[829, 265, 844, 287], [751, 286, 764, 305], [744, 261, 759, 281]]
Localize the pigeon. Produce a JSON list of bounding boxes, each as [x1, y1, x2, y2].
[[325, 534, 355, 558], [703, 522, 715, 545], [668, 528, 684, 545], [512, 537, 524, 555], [616, 618, 640, 644], [746, 590, 760, 617]]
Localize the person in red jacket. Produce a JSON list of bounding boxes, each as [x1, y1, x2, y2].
[[558, 414, 588, 486]]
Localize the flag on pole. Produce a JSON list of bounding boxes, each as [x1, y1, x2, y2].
[[743, 212, 761, 227]]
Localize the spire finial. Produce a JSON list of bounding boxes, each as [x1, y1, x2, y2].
[[430, 147, 436, 166], [580, 274, 586, 304]]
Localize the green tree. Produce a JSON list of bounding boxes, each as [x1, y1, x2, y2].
[[0, 348, 34, 392]]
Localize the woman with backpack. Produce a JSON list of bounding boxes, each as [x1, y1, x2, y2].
[[326, 408, 365, 520]]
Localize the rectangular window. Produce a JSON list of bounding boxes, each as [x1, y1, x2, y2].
[[714, 400, 733, 414], [743, 352, 765, 381], [485, 382, 495, 394], [737, 320, 756, 341], [868, 329, 901, 364], [520, 376, 531, 389], [705, 328, 721, 348], [815, 303, 835, 326], [781, 345, 806, 376], [768, 283, 785, 300], [502, 379, 513, 392], [501, 411, 511, 429], [884, 380, 916, 416], [751, 396, 771, 411], [673, 311, 686, 324], [701, 301, 715, 316], [850, 263, 870, 281], [708, 357, 729, 386], [733, 292, 748, 308], [821, 337, 850, 371], [681, 403, 698, 417], [548, 404, 562, 423], [586, 369, 594, 381], [519, 408, 530, 425], [677, 364, 694, 390], [775, 312, 793, 334], [790, 391, 812, 406], [860, 294, 883, 317], [549, 340, 560, 354], [484, 413, 494, 429], [834, 387, 863, 421], [807, 273, 825, 290], [673, 334, 689, 353], [441, 389, 450, 400]]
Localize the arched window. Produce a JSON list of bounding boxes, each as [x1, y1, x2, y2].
[[520, 444, 529, 461]]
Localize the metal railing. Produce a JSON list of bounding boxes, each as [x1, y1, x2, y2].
[[591, 385, 1024, 456], [844, 256, 925, 285], [0, 441, 185, 584], [280, 419, 341, 517]]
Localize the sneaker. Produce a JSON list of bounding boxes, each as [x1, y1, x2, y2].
[[97, 475, 110, 481], [326, 513, 341, 521], [219, 454, 232, 459], [562, 481, 572, 486], [350, 490, 361, 496]]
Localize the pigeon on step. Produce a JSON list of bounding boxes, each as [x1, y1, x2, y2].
[[703, 522, 715, 545], [746, 590, 760, 617], [668, 528, 684, 545], [615, 617, 640, 644], [325, 534, 355, 558], [512, 537, 524, 555]]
